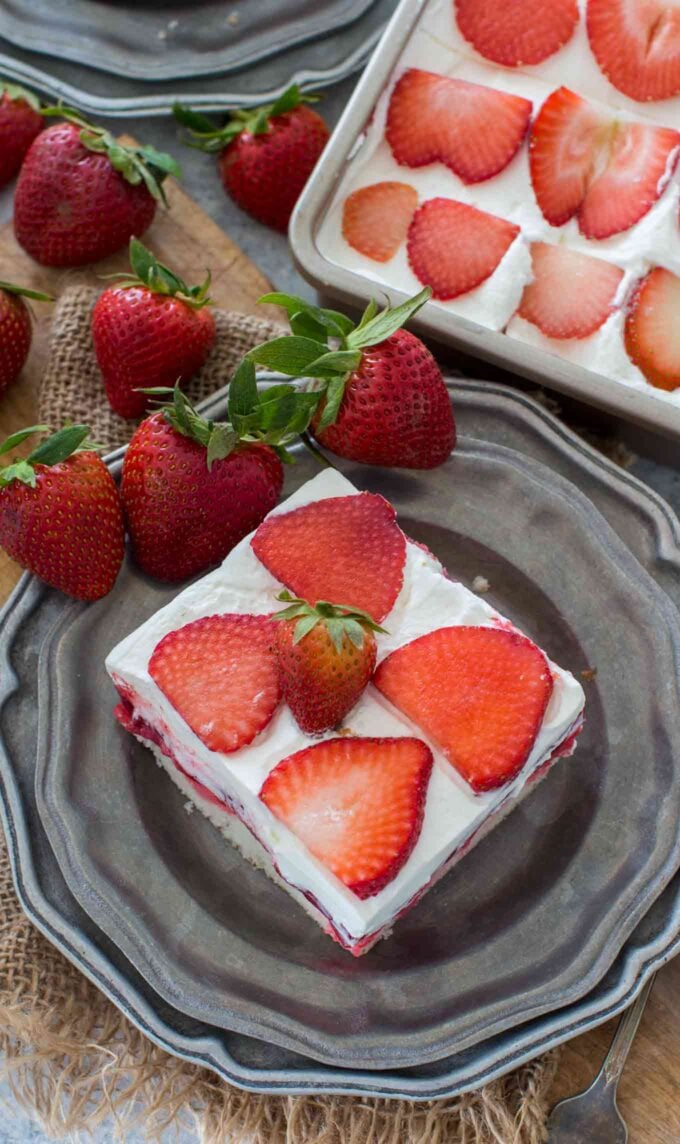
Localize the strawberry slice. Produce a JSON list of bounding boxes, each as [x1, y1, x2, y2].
[[260, 737, 433, 899], [578, 121, 680, 239], [406, 198, 520, 300], [454, 0, 579, 67], [342, 181, 418, 262], [385, 69, 532, 183], [374, 626, 554, 793], [587, 0, 680, 103], [149, 614, 280, 754], [624, 266, 680, 390], [529, 87, 603, 227], [517, 242, 624, 338], [251, 492, 406, 623], [529, 86, 680, 236]]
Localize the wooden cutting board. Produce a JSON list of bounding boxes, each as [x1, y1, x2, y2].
[[0, 174, 274, 601]]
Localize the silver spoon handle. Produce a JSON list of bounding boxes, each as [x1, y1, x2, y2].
[[603, 973, 656, 1087]]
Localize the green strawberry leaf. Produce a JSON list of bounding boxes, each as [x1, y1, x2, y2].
[[247, 336, 326, 376], [343, 618, 367, 649], [138, 144, 182, 179], [27, 424, 91, 467], [0, 426, 48, 457], [0, 460, 37, 489], [347, 287, 431, 350], [283, 391, 323, 434], [258, 293, 355, 339], [206, 424, 239, 470], [115, 239, 212, 307], [257, 385, 297, 430], [315, 374, 346, 431], [228, 357, 259, 421], [268, 83, 304, 118], [172, 103, 219, 134], [293, 613, 321, 643], [304, 350, 361, 379], [289, 310, 331, 342], [0, 280, 53, 302], [0, 81, 41, 111], [355, 297, 379, 331]]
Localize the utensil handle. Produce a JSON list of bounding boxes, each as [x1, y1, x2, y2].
[[603, 973, 656, 1088]]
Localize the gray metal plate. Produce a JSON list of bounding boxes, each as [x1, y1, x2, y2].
[[0, 0, 376, 81], [2, 380, 680, 1095], [30, 384, 680, 1070]]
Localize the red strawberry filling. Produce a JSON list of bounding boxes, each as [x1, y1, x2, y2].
[[517, 242, 625, 339], [149, 614, 281, 754], [374, 626, 554, 793], [260, 737, 433, 900], [587, 0, 680, 103], [385, 69, 532, 183], [454, 0, 579, 67], [407, 198, 520, 300], [529, 87, 680, 238], [342, 181, 418, 262], [251, 492, 407, 623], [624, 266, 680, 391]]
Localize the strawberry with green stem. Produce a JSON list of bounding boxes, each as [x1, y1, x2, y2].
[[0, 280, 53, 395], [14, 106, 181, 267], [247, 287, 456, 469], [0, 424, 124, 600], [121, 372, 320, 582], [92, 237, 216, 419], [0, 82, 43, 187], [173, 85, 329, 232], [274, 590, 385, 734]]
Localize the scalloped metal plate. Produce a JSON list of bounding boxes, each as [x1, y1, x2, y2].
[[2, 379, 680, 1095]]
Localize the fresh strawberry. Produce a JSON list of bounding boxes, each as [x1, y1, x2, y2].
[[587, 0, 680, 103], [342, 181, 418, 262], [260, 737, 433, 899], [0, 425, 124, 600], [0, 280, 52, 395], [273, 592, 384, 733], [121, 380, 295, 581], [174, 84, 329, 233], [14, 108, 180, 267], [149, 614, 280, 754], [407, 198, 520, 299], [374, 626, 554, 793], [385, 69, 532, 183], [624, 266, 680, 391], [0, 82, 43, 187], [248, 289, 456, 469], [251, 492, 406, 623], [517, 242, 624, 338], [91, 238, 216, 419], [454, 0, 579, 66], [529, 87, 680, 236]]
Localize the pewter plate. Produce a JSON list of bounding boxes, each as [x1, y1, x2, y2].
[[0, 0, 376, 80], [31, 385, 680, 1070], [3, 380, 680, 1096]]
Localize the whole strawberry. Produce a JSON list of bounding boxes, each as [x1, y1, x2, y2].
[[0, 425, 125, 599], [274, 591, 384, 734], [0, 280, 53, 395], [92, 238, 216, 419], [14, 108, 181, 267], [0, 82, 43, 187], [248, 288, 456, 469], [121, 374, 319, 581], [174, 85, 329, 232]]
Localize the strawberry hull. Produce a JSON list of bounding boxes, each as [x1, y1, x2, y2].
[[107, 469, 586, 955]]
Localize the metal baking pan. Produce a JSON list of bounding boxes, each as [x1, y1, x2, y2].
[[290, 0, 680, 442]]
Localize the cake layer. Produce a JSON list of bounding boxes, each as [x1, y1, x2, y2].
[[107, 469, 585, 945]]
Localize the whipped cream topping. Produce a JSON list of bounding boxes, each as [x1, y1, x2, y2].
[[315, 0, 680, 399], [107, 470, 585, 943]]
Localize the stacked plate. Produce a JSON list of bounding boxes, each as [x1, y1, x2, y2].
[[0, 0, 398, 116], [3, 377, 680, 1097]]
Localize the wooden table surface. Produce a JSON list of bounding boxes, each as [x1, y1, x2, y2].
[[1, 174, 679, 1144]]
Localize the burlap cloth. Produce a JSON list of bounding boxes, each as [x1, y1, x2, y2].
[[0, 285, 564, 1142]]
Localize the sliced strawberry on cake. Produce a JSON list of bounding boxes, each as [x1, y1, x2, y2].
[[251, 492, 406, 622], [624, 266, 680, 390], [342, 181, 418, 262], [260, 737, 433, 899], [587, 0, 680, 103], [385, 69, 532, 183], [374, 626, 554, 793], [454, 0, 579, 67], [149, 614, 280, 753], [517, 242, 624, 338], [530, 86, 680, 237], [407, 198, 520, 300]]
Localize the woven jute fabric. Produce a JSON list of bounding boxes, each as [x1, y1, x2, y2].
[[0, 285, 560, 1141]]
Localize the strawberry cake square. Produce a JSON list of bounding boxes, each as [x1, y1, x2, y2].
[[107, 470, 585, 955]]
